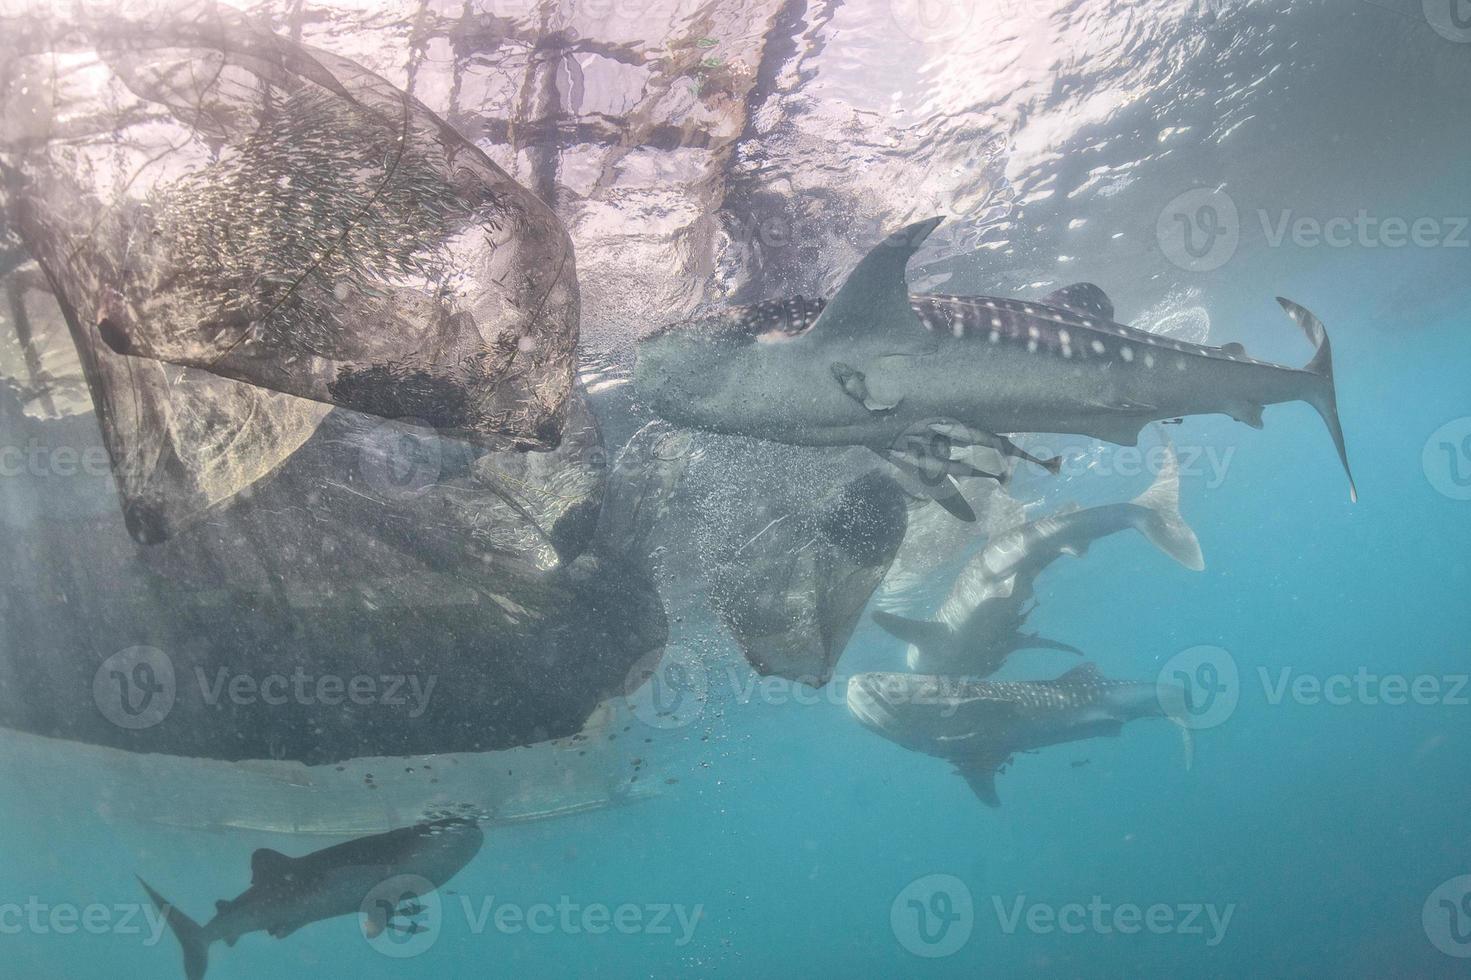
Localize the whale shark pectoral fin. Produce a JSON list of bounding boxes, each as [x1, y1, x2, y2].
[[1074, 414, 1153, 448], [952, 751, 1010, 807], [959, 766, 1001, 807], [1042, 282, 1115, 321], [1230, 403, 1265, 429], [872, 610, 952, 651], [877, 449, 980, 522], [249, 848, 294, 885], [926, 421, 1061, 474], [1019, 632, 1085, 657], [269, 921, 304, 940], [810, 216, 943, 345], [921, 476, 977, 523]]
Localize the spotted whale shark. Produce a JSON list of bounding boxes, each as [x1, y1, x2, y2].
[[636, 216, 1355, 518], [138, 818, 483, 979], [846, 664, 1193, 807], [874, 441, 1204, 677]]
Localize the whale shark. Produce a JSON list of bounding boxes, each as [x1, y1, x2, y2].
[[874, 441, 1204, 676], [845, 665, 1192, 807], [138, 818, 483, 979], [635, 216, 1356, 517]]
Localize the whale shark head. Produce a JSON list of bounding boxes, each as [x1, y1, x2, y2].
[[634, 298, 826, 431], [845, 671, 969, 752]]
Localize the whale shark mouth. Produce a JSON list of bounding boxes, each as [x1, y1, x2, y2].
[[845, 676, 905, 736]]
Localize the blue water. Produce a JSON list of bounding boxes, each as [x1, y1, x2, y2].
[[6, 288, 1469, 977], [5, 2, 1471, 978]]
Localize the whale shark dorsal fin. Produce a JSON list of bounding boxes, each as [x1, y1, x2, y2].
[[1042, 282, 1114, 321], [250, 848, 295, 884], [1053, 662, 1104, 684], [811, 217, 943, 347], [1219, 341, 1247, 357]]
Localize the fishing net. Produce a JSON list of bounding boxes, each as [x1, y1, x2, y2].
[[1, 0, 578, 540]]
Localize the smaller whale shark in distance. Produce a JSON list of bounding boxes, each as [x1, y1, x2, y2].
[[636, 216, 1355, 520], [846, 664, 1193, 807], [874, 440, 1204, 677], [138, 818, 483, 979]]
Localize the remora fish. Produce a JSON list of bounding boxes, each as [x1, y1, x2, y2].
[[635, 216, 1356, 517], [845, 665, 1193, 807], [874, 442, 1204, 676], [138, 818, 483, 979]]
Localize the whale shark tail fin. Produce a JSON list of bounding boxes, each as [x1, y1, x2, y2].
[[1277, 297, 1356, 502], [872, 610, 954, 661], [138, 877, 210, 980], [1180, 724, 1196, 772], [1130, 443, 1205, 571]]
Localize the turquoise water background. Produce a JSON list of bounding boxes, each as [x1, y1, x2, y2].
[[4, 251, 1469, 977]]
